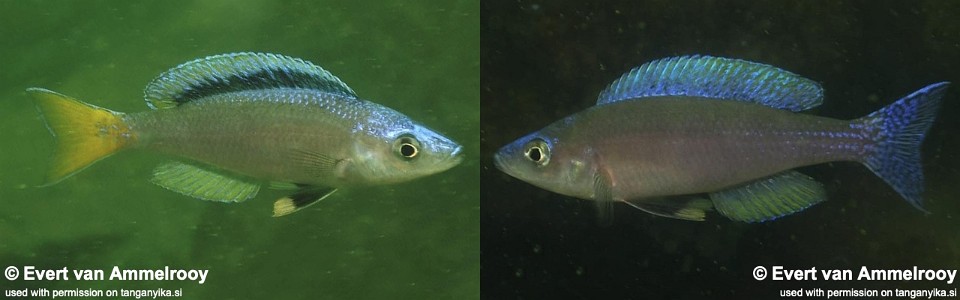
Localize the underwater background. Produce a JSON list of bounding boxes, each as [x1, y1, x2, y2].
[[482, 0, 960, 299], [1, 0, 478, 299]]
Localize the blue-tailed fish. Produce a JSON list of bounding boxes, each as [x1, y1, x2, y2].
[[31, 52, 462, 217], [494, 55, 948, 223]]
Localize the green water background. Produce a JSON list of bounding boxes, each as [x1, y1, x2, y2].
[[0, 1, 479, 299]]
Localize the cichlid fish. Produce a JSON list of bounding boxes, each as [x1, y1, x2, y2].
[[31, 52, 462, 217], [494, 55, 948, 223]]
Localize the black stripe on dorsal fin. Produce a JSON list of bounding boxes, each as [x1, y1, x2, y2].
[[143, 52, 357, 109]]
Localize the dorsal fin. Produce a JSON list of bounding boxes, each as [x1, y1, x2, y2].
[[143, 52, 357, 109], [596, 55, 823, 111]]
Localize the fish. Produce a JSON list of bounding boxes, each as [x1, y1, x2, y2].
[[494, 55, 948, 223], [30, 52, 462, 217]]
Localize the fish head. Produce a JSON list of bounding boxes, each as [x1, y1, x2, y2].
[[349, 121, 463, 184], [494, 128, 594, 199]]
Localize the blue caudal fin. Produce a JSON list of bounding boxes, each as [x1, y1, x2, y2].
[[854, 82, 950, 212]]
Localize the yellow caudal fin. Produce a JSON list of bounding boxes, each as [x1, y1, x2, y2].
[[28, 88, 135, 185]]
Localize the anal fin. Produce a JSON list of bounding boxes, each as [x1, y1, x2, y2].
[[151, 162, 260, 202], [273, 187, 337, 217], [710, 170, 826, 223]]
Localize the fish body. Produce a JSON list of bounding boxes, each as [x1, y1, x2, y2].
[[495, 56, 948, 222], [31, 53, 462, 216], [532, 98, 859, 200], [129, 88, 452, 186]]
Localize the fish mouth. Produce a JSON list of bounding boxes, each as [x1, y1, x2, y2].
[[493, 150, 524, 183], [449, 145, 464, 165], [492, 150, 509, 173]]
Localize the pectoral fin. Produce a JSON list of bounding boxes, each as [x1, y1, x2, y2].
[[622, 196, 713, 221], [710, 170, 826, 223], [285, 149, 348, 179], [593, 171, 615, 224], [273, 187, 338, 217]]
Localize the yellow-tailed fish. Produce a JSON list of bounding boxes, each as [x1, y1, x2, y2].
[[31, 52, 462, 217], [494, 55, 948, 223]]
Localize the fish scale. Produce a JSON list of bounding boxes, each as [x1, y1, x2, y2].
[[131, 90, 372, 185], [577, 98, 864, 199]]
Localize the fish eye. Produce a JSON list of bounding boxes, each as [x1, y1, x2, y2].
[[400, 143, 417, 157], [523, 139, 550, 166], [527, 147, 542, 161], [394, 135, 420, 160]]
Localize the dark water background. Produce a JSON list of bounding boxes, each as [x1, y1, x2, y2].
[[482, 1, 960, 299], [1, 1, 478, 299]]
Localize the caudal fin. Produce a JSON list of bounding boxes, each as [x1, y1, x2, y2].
[[854, 82, 949, 212], [28, 88, 134, 185]]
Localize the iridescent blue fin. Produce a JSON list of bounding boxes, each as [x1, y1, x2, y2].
[[144, 52, 356, 109], [710, 171, 826, 223], [151, 162, 260, 203], [596, 55, 823, 111], [853, 82, 949, 213]]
